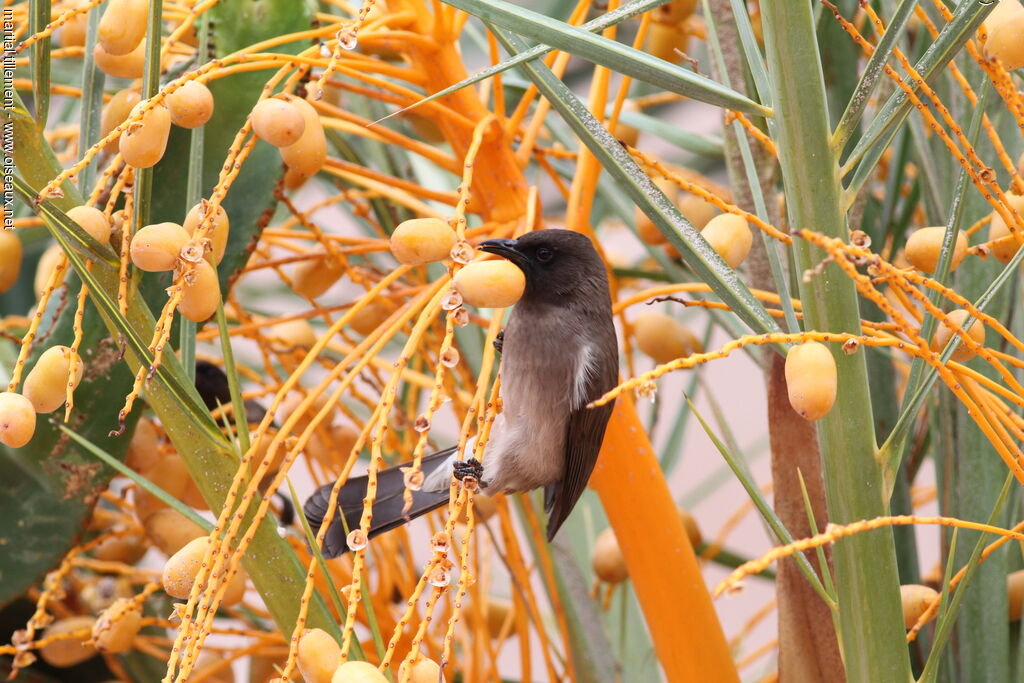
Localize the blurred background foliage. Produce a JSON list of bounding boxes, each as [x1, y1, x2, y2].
[[5, 0, 1024, 681]]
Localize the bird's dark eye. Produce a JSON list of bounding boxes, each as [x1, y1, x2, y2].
[[536, 247, 554, 263]]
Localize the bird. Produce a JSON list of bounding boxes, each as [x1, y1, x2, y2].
[[191, 360, 293, 521], [193, 359, 268, 424], [303, 228, 619, 557]]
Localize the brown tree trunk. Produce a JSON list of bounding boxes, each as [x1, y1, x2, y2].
[[705, 2, 846, 678], [767, 353, 845, 682]]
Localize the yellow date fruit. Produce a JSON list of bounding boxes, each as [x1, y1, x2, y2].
[[591, 528, 628, 584], [678, 194, 719, 230], [34, 243, 66, 298], [160, 540, 204, 598], [635, 177, 679, 245], [904, 227, 967, 273], [631, 312, 702, 364], [167, 81, 215, 129], [0, 392, 36, 448], [92, 598, 143, 653], [291, 244, 345, 298], [900, 584, 939, 630], [784, 341, 837, 421], [986, 192, 1024, 263], [398, 657, 444, 683], [162, 537, 247, 604], [40, 617, 96, 667], [986, 1, 1024, 70], [101, 88, 142, 154], [483, 596, 515, 640], [67, 205, 112, 245], [130, 222, 189, 272], [931, 309, 985, 362], [143, 508, 206, 556], [331, 661, 388, 683], [177, 259, 221, 322], [349, 298, 397, 336], [251, 98, 306, 147], [280, 97, 327, 186], [56, 6, 89, 48], [183, 201, 229, 264], [98, 0, 148, 55], [0, 228, 22, 293], [268, 319, 318, 351], [297, 628, 341, 683], [23, 345, 84, 414], [452, 260, 525, 309], [390, 217, 458, 265], [119, 102, 171, 168], [94, 40, 146, 79], [134, 453, 191, 522], [92, 532, 147, 565], [701, 214, 753, 269], [1008, 569, 1024, 621], [125, 417, 160, 474]]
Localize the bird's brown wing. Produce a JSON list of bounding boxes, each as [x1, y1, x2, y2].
[[543, 345, 618, 541]]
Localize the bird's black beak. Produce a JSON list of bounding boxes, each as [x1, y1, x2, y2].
[[479, 238, 528, 269]]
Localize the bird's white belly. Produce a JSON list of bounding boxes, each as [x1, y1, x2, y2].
[[480, 411, 565, 492], [422, 318, 594, 495]]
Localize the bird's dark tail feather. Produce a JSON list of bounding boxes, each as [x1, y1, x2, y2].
[[303, 448, 456, 558]]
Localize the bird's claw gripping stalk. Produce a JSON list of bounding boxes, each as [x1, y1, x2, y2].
[[454, 457, 487, 489]]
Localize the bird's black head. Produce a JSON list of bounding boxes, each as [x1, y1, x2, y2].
[[478, 229, 608, 301]]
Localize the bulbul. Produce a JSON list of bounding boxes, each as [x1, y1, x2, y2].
[[194, 360, 268, 424], [304, 229, 618, 557]]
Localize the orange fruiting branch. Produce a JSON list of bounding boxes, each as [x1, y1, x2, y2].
[[591, 396, 739, 682]]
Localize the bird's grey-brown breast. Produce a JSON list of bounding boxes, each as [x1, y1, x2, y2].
[[481, 301, 595, 492]]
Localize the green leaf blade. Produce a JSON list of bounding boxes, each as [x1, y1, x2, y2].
[[443, 0, 771, 116], [493, 28, 780, 339]]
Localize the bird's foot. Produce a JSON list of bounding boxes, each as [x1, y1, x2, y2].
[[493, 330, 504, 354], [453, 457, 488, 489]]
